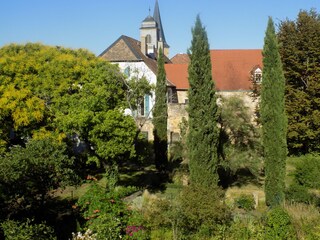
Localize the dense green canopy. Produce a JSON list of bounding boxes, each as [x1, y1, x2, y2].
[[0, 43, 137, 165], [278, 10, 320, 154]]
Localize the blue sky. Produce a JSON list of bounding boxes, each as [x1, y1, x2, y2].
[[1, 0, 319, 58]]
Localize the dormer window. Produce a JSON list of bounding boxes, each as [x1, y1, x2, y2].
[[254, 72, 262, 83], [252, 67, 262, 83]]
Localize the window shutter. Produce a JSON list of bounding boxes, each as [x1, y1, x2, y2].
[[144, 95, 149, 116]]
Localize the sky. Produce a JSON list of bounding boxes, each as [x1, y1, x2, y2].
[[1, 0, 319, 58]]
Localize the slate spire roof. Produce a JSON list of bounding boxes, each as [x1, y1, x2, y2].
[[153, 0, 169, 48]]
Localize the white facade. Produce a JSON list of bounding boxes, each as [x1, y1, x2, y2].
[[116, 61, 156, 118]]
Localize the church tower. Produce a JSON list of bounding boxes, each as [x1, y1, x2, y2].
[[140, 0, 170, 57]]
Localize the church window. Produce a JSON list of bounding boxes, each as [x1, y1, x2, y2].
[[146, 34, 152, 44]]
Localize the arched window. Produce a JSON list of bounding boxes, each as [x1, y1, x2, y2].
[[146, 34, 151, 44]]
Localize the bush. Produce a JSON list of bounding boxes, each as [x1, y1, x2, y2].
[[76, 183, 138, 240], [1, 219, 56, 240], [178, 184, 231, 236], [285, 203, 320, 239], [294, 154, 320, 189], [265, 207, 296, 240], [235, 194, 255, 211], [226, 216, 265, 240], [286, 183, 313, 204]]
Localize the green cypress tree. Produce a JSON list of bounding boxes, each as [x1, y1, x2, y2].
[[187, 15, 219, 187], [153, 47, 168, 171], [261, 17, 287, 207]]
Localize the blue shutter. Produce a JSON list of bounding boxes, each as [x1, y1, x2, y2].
[[124, 66, 130, 77], [144, 95, 149, 116]]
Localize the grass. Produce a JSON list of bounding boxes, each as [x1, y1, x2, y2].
[[286, 156, 298, 187], [54, 163, 163, 201], [53, 176, 108, 200]]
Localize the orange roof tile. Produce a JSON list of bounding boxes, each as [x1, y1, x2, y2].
[[170, 54, 190, 64], [165, 64, 189, 89], [166, 50, 263, 91]]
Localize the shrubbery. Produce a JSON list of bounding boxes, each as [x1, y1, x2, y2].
[[235, 194, 256, 211], [265, 207, 296, 240], [294, 154, 320, 189], [1, 219, 56, 240]]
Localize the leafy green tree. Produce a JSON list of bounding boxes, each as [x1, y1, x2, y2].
[[187, 15, 219, 187], [278, 9, 320, 154], [0, 43, 137, 166], [0, 138, 76, 212], [153, 48, 168, 171], [261, 17, 287, 207], [219, 96, 263, 183]]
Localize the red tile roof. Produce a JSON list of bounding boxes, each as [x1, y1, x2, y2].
[[165, 64, 189, 89], [166, 49, 263, 91], [170, 54, 190, 64]]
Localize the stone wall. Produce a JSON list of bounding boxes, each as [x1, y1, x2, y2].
[[137, 91, 258, 143], [168, 103, 188, 143]]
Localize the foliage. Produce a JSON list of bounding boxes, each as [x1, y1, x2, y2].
[[1, 218, 56, 240], [293, 154, 320, 189], [187, 15, 219, 187], [76, 183, 138, 240], [285, 183, 315, 204], [235, 194, 256, 211], [265, 207, 296, 240], [219, 95, 263, 181], [286, 154, 320, 205], [88, 110, 137, 165], [134, 133, 154, 165], [72, 229, 97, 240], [0, 138, 76, 213], [285, 203, 320, 239], [278, 9, 320, 154], [124, 71, 153, 115], [0, 43, 137, 167], [261, 17, 287, 206], [178, 184, 231, 235], [153, 47, 168, 171], [226, 216, 265, 240], [220, 95, 260, 150], [169, 117, 188, 163]]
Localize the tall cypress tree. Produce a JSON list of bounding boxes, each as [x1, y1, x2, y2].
[[261, 17, 287, 207], [187, 15, 219, 187], [153, 47, 168, 171]]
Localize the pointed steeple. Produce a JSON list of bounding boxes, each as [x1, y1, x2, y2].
[[153, 0, 169, 48]]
